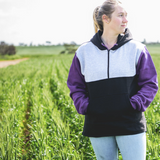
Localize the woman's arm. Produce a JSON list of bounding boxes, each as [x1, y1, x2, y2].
[[67, 53, 89, 115], [130, 46, 158, 112]]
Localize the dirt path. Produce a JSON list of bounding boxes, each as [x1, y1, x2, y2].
[[0, 58, 29, 68]]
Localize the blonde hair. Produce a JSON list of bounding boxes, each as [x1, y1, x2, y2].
[[93, 0, 122, 33]]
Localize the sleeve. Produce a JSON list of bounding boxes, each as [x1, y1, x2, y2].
[[67, 53, 89, 115], [130, 46, 158, 112]]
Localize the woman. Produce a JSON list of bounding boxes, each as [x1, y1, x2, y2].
[[67, 0, 158, 159]]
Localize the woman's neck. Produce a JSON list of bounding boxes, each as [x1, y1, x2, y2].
[[101, 30, 118, 50]]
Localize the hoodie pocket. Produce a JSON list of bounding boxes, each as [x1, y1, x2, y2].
[[87, 93, 134, 116]]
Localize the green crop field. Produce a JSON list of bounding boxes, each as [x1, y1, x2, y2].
[[0, 44, 160, 160]]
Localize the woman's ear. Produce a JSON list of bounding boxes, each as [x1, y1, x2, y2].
[[102, 14, 110, 24]]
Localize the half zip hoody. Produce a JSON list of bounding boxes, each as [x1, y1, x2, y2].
[[67, 28, 158, 137]]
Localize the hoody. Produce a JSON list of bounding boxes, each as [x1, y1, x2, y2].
[[67, 29, 158, 137]]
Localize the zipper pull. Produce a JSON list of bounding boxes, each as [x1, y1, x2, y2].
[[101, 43, 108, 49]]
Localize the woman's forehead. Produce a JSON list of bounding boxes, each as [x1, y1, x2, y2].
[[115, 4, 128, 14]]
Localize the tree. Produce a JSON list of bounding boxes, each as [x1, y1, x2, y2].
[[0, 42, 16, 55], [142, 38, 147, 44]]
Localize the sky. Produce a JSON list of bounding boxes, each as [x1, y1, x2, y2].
[[0, 0, 160, 46]]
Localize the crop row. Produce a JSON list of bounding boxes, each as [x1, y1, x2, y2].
[[0, 56, 95, 159]]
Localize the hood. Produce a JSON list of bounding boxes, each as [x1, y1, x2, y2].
[[90, 28, 133, 50]]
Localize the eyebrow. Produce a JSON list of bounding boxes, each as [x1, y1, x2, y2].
[[118, 12, 127, 14]]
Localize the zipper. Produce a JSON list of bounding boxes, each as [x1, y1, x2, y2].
[[108, 50, 110, 79], [101, 42, 110, 79]]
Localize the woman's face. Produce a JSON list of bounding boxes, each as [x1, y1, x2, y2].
[[108, 4, 128, 35]]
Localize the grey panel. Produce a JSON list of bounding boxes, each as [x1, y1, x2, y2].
[[76, 40, 144, 82]]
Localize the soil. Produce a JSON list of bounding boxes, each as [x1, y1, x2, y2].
[[0, 58, 29, 68]]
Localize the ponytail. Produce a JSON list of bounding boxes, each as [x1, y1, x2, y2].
[[93, 0, 122, 33], [93, 6, 101, 33]]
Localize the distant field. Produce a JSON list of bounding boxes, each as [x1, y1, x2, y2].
[[0, 45, 67, 60], [16, 45, 65, 56], [16, 43, 160, 56], [146, 44, 160, 54], [0, 44, 159, 60]]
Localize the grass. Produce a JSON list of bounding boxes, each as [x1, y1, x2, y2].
[[0, 54, 23, 61], [16, 45, 65, 56], [146, 44, 160, 54], [0, 45, 159, 159]]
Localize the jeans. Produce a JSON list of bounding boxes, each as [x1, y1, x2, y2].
[[90, 132, 146, 160]]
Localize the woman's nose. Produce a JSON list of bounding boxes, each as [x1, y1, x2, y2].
[[123, 16, 128, 23]]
